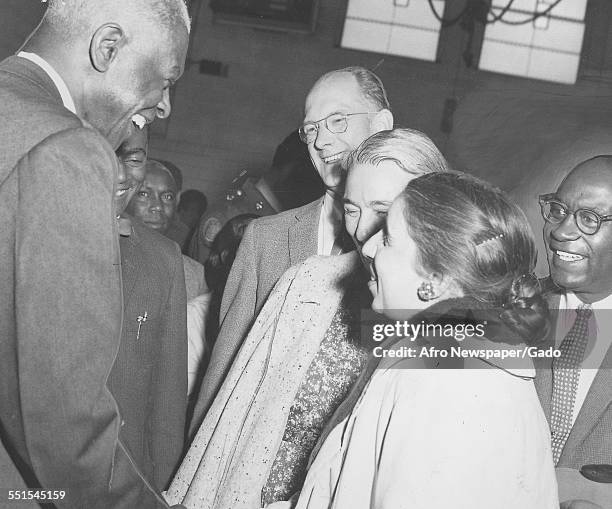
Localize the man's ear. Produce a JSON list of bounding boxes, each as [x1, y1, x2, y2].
[[90, 24, 126, 73], [371, 109, 394, 133]]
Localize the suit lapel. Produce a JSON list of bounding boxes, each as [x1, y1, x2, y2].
[[288, 198, 322, 266], [561, 343, 612, 463], [537, 279, 612, 463], [119, 228, 143, 305]]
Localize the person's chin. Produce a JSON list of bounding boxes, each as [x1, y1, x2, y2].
[[550, 272, 585, 292], [145, 222, 166, 231], [319, 168, 345, 191], [549, 257, 587, 288]]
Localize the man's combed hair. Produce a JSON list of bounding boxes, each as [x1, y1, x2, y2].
[[345, 128, 449, 176], [318, 66, 390, 111], [45, 0, 191, 36]]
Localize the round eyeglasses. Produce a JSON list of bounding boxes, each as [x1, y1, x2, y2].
[[538, 193, 612, 235], [298, 112, 374, 144]]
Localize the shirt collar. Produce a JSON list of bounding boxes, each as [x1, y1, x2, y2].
[[322, 190, 343, 219], [17, 51, 77, 115], [561, 290, 612, 310]]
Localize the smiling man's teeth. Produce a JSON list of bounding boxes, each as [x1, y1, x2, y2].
[[131, 114, 147, 130], [323, 153, 342, 164], [556, 250, 584, 262], [116, 189, 128, 197]]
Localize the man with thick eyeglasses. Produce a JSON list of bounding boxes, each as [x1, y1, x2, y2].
[[189, 67, 393, 432], [534, 156, 612, 508]]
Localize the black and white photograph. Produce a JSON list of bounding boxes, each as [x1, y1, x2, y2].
[[1, 0, 612, 508]]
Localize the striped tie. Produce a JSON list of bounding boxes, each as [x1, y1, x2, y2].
[[550, 304, 592, 464]]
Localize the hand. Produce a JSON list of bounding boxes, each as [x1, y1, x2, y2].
[[560, 500, 604, 509]]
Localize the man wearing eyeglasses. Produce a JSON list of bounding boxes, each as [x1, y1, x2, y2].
[[189, 67, 393, 432], [535, 156, 612, 509]]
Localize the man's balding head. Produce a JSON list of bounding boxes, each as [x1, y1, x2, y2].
[[311, 67, 390, 112], [26, 0, 190, 149], [44, 0, 190, 37], [543, 155, 612, 303], [301, 67, 393, 196]]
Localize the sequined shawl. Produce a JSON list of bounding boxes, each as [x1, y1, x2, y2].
[[165, 252, 360, 509]]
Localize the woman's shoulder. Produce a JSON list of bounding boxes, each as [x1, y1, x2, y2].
[[368, 337, 536, 399]]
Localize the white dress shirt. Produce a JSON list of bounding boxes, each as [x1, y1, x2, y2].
[[555, 291, 612, 425], [317, 191, 344, 256], [17, 51, 77, 115], [187, 292, 212, 396]]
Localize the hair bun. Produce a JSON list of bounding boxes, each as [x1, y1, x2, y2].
[[508, 273, 540, 308], [500, 273, 549, 344]]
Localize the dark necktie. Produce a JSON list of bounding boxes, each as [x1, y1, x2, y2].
[[330, 228, 354, 256]]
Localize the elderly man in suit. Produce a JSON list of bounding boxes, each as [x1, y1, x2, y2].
[[536, 156, 612, 508], [0, 1, 189, 507], [190, 66, 394, 433]]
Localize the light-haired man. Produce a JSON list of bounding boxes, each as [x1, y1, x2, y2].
[[0, 1, 190, 507], [190, 66, 393, 433]]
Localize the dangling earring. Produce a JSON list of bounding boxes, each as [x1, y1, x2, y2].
[[417, 281, 437, 302]]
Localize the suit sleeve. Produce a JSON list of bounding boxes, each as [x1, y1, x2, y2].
[[150, 243, 188, 490], [189, 220, 259, 437], [14, 128, 169, 508]]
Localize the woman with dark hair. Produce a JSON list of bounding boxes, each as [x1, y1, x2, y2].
[[293, 172, 559, 508], [165, 129, 449, 509]]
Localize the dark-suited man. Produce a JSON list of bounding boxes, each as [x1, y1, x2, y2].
[[0, 1, 189, 507], [535, 156, 612, 508], [125, 159, 209, 396], [114, 129, 188, 493], [125, 160, 208, 301], [190, 67, 394, 433]]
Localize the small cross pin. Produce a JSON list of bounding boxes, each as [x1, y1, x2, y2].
[[136, 312, 148, 340]]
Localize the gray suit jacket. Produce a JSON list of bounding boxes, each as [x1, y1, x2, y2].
[[189, 198, 322, 435], [113, 220, 188, 492], [534, 279, 612, 468], [0, 55, 168, 507]]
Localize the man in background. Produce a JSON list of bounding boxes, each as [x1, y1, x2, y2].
[[190, 66, 394, 432], [536, 156, 612, 508], [0, 0, 190, 506], [114, 128, 188, 493], [126, 159, 209, 396], [126, 159, 208, 301], [171, 187, 209, 253]]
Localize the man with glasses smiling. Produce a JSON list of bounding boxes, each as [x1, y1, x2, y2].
[[535, 156, 612, 508], [190, 67, 393, 432]]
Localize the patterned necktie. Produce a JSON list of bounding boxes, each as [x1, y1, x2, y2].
[[550, 304, 592, 464]]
